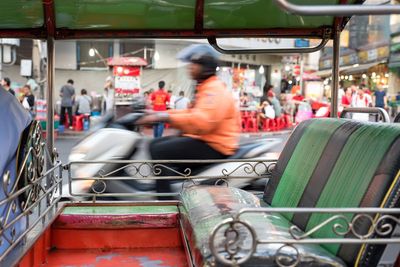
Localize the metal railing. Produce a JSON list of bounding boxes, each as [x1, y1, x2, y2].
[[66, 159, 277, 201], [273, 0, 400, 16], [340, 107, 391, 122], [0, 125, 63, 265], [210, 207, 400, 266]]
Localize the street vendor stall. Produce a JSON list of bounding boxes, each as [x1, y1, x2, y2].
[[107, 57, 147, 118]]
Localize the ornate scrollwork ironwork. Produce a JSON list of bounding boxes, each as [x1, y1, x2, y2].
[[210, 219, 257, 266], [289, 213, 400, 241], [275, 244, 301, 267], [0, 121, 63, 262], [221, 161, 275, 177], [210, 209, 400, 267], [92, 160, 276, 180]]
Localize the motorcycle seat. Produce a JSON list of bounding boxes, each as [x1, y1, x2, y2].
[[229, 139, 279, 159], [228, 142, 262, 159]]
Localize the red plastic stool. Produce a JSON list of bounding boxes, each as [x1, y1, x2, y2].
[[63, 113, 70, 128], [262, 118, 275, 131], [73, 115, 84, 131], [275, 116, 285, 130], [241, 111, 249, 132], [282, 114, 293, 128], [245, 111, 258, 132]]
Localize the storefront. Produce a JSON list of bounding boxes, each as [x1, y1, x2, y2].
[[317, 45, 389, 91]]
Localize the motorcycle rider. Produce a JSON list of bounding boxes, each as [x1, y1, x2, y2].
[[137, 44, 240, 198]]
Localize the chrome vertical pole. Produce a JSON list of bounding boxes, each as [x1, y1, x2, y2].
[[299, 53, 304, 95], [331, 29, 341, 118], [46, 38, 55, 161]]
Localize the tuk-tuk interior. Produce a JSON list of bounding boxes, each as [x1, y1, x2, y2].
[[1, 1, 400, 266]]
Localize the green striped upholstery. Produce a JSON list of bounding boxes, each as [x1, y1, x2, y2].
[[270, 119, 345, 219], [264, 118, 400, 265]]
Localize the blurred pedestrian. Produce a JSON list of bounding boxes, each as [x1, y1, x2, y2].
[[350, 81, 359, 95], [1, 77, 15, 96], [240, 92, 249, 107], [175, 91, 190, 110], [352, 87, 372, 121], [267, 91, 282, 118], [373, 86, 387, 109], [168, 90, 176, 109], [20, 85, 35, 117], [103, 76, 114, 114], [150, 81, 170, 137], [281, 94, 295, 121], [260, 84, 274, 104], [76, 89, 92, 115], [60, 79, 75, 129], [341, 87, 353, 108], [143, 91, 151, 108]]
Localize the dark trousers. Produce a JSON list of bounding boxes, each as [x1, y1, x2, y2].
[[60, 106, 73, 127], [149, 136, 227, 199], [153, 123, 165, 138]]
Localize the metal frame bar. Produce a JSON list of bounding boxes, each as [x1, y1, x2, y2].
[[54, 28, 331, 40], [67, 159, 277, 199], [273, 0, 400, 16], [331, 28, 340, 118], [43, 0, 56, 161], [210, 207, 400, 266], [207, 36, 329, 54], [340, 107, 391, 122], [194, 0, 204, 33]]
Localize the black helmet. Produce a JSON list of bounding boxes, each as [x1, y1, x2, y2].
[[177, 44, 220, 80]]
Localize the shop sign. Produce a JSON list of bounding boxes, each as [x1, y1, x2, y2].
[[295, 39, 310, 48], [368, 49, 378, 61], [342, 55, 356, 66], [377, 46, 389, 58], [218, 38, 295, 49], [358, 50, 368, 63]]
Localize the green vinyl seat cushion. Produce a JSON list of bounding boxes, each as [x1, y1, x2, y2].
[[180, 186, 345, 266], [264, 118, 400, 266]]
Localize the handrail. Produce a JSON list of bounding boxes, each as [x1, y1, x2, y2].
[[207, 37, 329, 54], [273, 0, 400, 16], [340, 107, 390, 122]]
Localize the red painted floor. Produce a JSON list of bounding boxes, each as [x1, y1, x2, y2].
[[44, 248, 188, 267]]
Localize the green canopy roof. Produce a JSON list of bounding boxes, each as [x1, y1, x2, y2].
[[0, 0, 358, 39]]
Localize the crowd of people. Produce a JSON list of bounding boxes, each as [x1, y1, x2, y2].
[[236, 79, 399, 130], [338, 81, 393, 121], [239, 84, 297, 131], [1, 77, 35, 117], [59, 79, 94, 129]]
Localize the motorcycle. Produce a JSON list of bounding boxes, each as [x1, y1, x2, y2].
[[64, 102, 281, 200]]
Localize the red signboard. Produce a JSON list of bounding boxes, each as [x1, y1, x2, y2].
[[113, 66, 141, 77]]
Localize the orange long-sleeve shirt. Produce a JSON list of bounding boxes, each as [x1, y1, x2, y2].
[[168, 76, 240, 155]]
